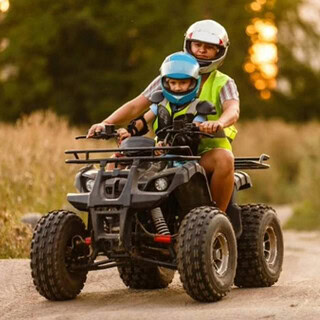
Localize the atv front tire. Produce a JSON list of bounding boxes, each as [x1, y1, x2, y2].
[[234, 204, 284, 288], [30, 210, 88, 300], [118, 263, 175, 289], [177, 206, 237, 302]]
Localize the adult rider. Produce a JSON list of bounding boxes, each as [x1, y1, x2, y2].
[[87, 19, 240, 213]]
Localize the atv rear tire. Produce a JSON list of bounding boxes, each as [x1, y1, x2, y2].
[[177, 206, 237, 302], [30, 210, 88, 300], [118, 264, 175, 289], [234, 204, 284, 288]]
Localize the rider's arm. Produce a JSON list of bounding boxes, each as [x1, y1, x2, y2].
[[199, 99, 239, 134], [131, 110, 155, 132], [106, 75, 161, 125], [117, 109, 156, 143], [87, 95, 151, 138], [219, 99, 240, 128], [105, 95, 151, 125], [219, 78, 240, 127], [199, 78, 240, 134], [87, 77, 161, 138]]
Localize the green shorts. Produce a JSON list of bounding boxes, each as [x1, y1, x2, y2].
[[198, 137, 232, 155]]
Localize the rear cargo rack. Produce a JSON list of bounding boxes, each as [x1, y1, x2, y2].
[[234, 154, 270, 170]]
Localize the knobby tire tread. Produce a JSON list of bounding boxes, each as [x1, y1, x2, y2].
[[30, 210, 87, 300], [234, 204, 283, 288], [177, 206, 236, 302], [118, 264, 174, 289]]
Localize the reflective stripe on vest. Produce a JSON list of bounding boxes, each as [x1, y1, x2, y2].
[[199, 70, 238, 141]]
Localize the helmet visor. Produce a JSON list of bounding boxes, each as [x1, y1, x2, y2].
[[161, 60, 199, 79], [188, 30, 221, 46]]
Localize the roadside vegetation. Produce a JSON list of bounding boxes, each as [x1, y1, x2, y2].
[[233, 120, 320, 231], [0, 112, 319, 258]]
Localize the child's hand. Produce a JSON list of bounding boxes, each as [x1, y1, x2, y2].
[[117, 128, 131, 145], [155, 140, 166, 156]]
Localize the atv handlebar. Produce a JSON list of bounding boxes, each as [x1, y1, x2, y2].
[[156, 121, 226, 140], [76, 125, 118, 140], [69, 122, 270, 170], [77, 121, 225, 141]]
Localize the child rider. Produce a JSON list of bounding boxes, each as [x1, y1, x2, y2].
[[116, 51, 215, 156]]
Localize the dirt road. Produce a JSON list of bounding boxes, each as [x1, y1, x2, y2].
[[1, 206, 320, 320]]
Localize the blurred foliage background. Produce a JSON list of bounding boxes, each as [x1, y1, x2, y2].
[[0, 0, 320, 257], [0, 0, 319, 124]]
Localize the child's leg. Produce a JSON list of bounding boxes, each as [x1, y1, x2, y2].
[[199, 148, 234, 212], [106, 153, 118, 171], [106, 152, 128, 171]]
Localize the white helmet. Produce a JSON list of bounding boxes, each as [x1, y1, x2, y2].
[[183, 19, 230, 74]]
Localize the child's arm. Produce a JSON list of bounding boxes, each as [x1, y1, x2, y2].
[[118, 110, 156, 142], [143, 110, 156, 123]]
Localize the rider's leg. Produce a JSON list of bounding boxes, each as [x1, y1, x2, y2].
[[106, 154, 116, 171], [199, 148, 234, 212]]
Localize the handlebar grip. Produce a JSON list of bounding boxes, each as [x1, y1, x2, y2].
[[199, 130, 226, 139], [212, 130, 226, 138], [200, 132, 214, 138], [75, 131, 118, 140]]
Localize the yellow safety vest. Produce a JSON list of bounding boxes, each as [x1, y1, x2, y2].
[[152, 99, 200, 134], [197, 70, 238, 153]]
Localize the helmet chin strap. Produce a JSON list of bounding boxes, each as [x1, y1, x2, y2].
[[198, 60, 211, 67]]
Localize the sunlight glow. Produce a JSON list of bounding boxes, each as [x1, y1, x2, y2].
[[0, 0, 9, 12], [0, 38, 9, 52], [244, 62, 256, 73], [251, 43, 277, 64], [254, 20, 277, 41], [260, 90, 271, 100], [250, 2, 262, 12], [244, 1, 278, 100], [260, 63, 278, 79]]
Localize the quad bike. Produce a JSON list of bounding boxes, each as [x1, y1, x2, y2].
[[30, 121, 284, 302]]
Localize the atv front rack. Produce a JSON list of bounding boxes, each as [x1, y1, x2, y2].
[[65, 146, 200, 165], [65, 147, 270, 170]]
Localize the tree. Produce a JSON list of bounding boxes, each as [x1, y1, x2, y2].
[[0, 0, 319, 124]]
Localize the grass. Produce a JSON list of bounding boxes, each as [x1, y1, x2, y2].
[[0, 111, 114, 258], [1, 112, 320, 257], [233, 119, 320, 230]]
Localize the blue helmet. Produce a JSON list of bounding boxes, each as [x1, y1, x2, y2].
[[160, 52, 201, 106]]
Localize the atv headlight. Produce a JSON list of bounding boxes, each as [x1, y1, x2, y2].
[[154, 177, 168, 191], [85, 179, 95, 192]]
